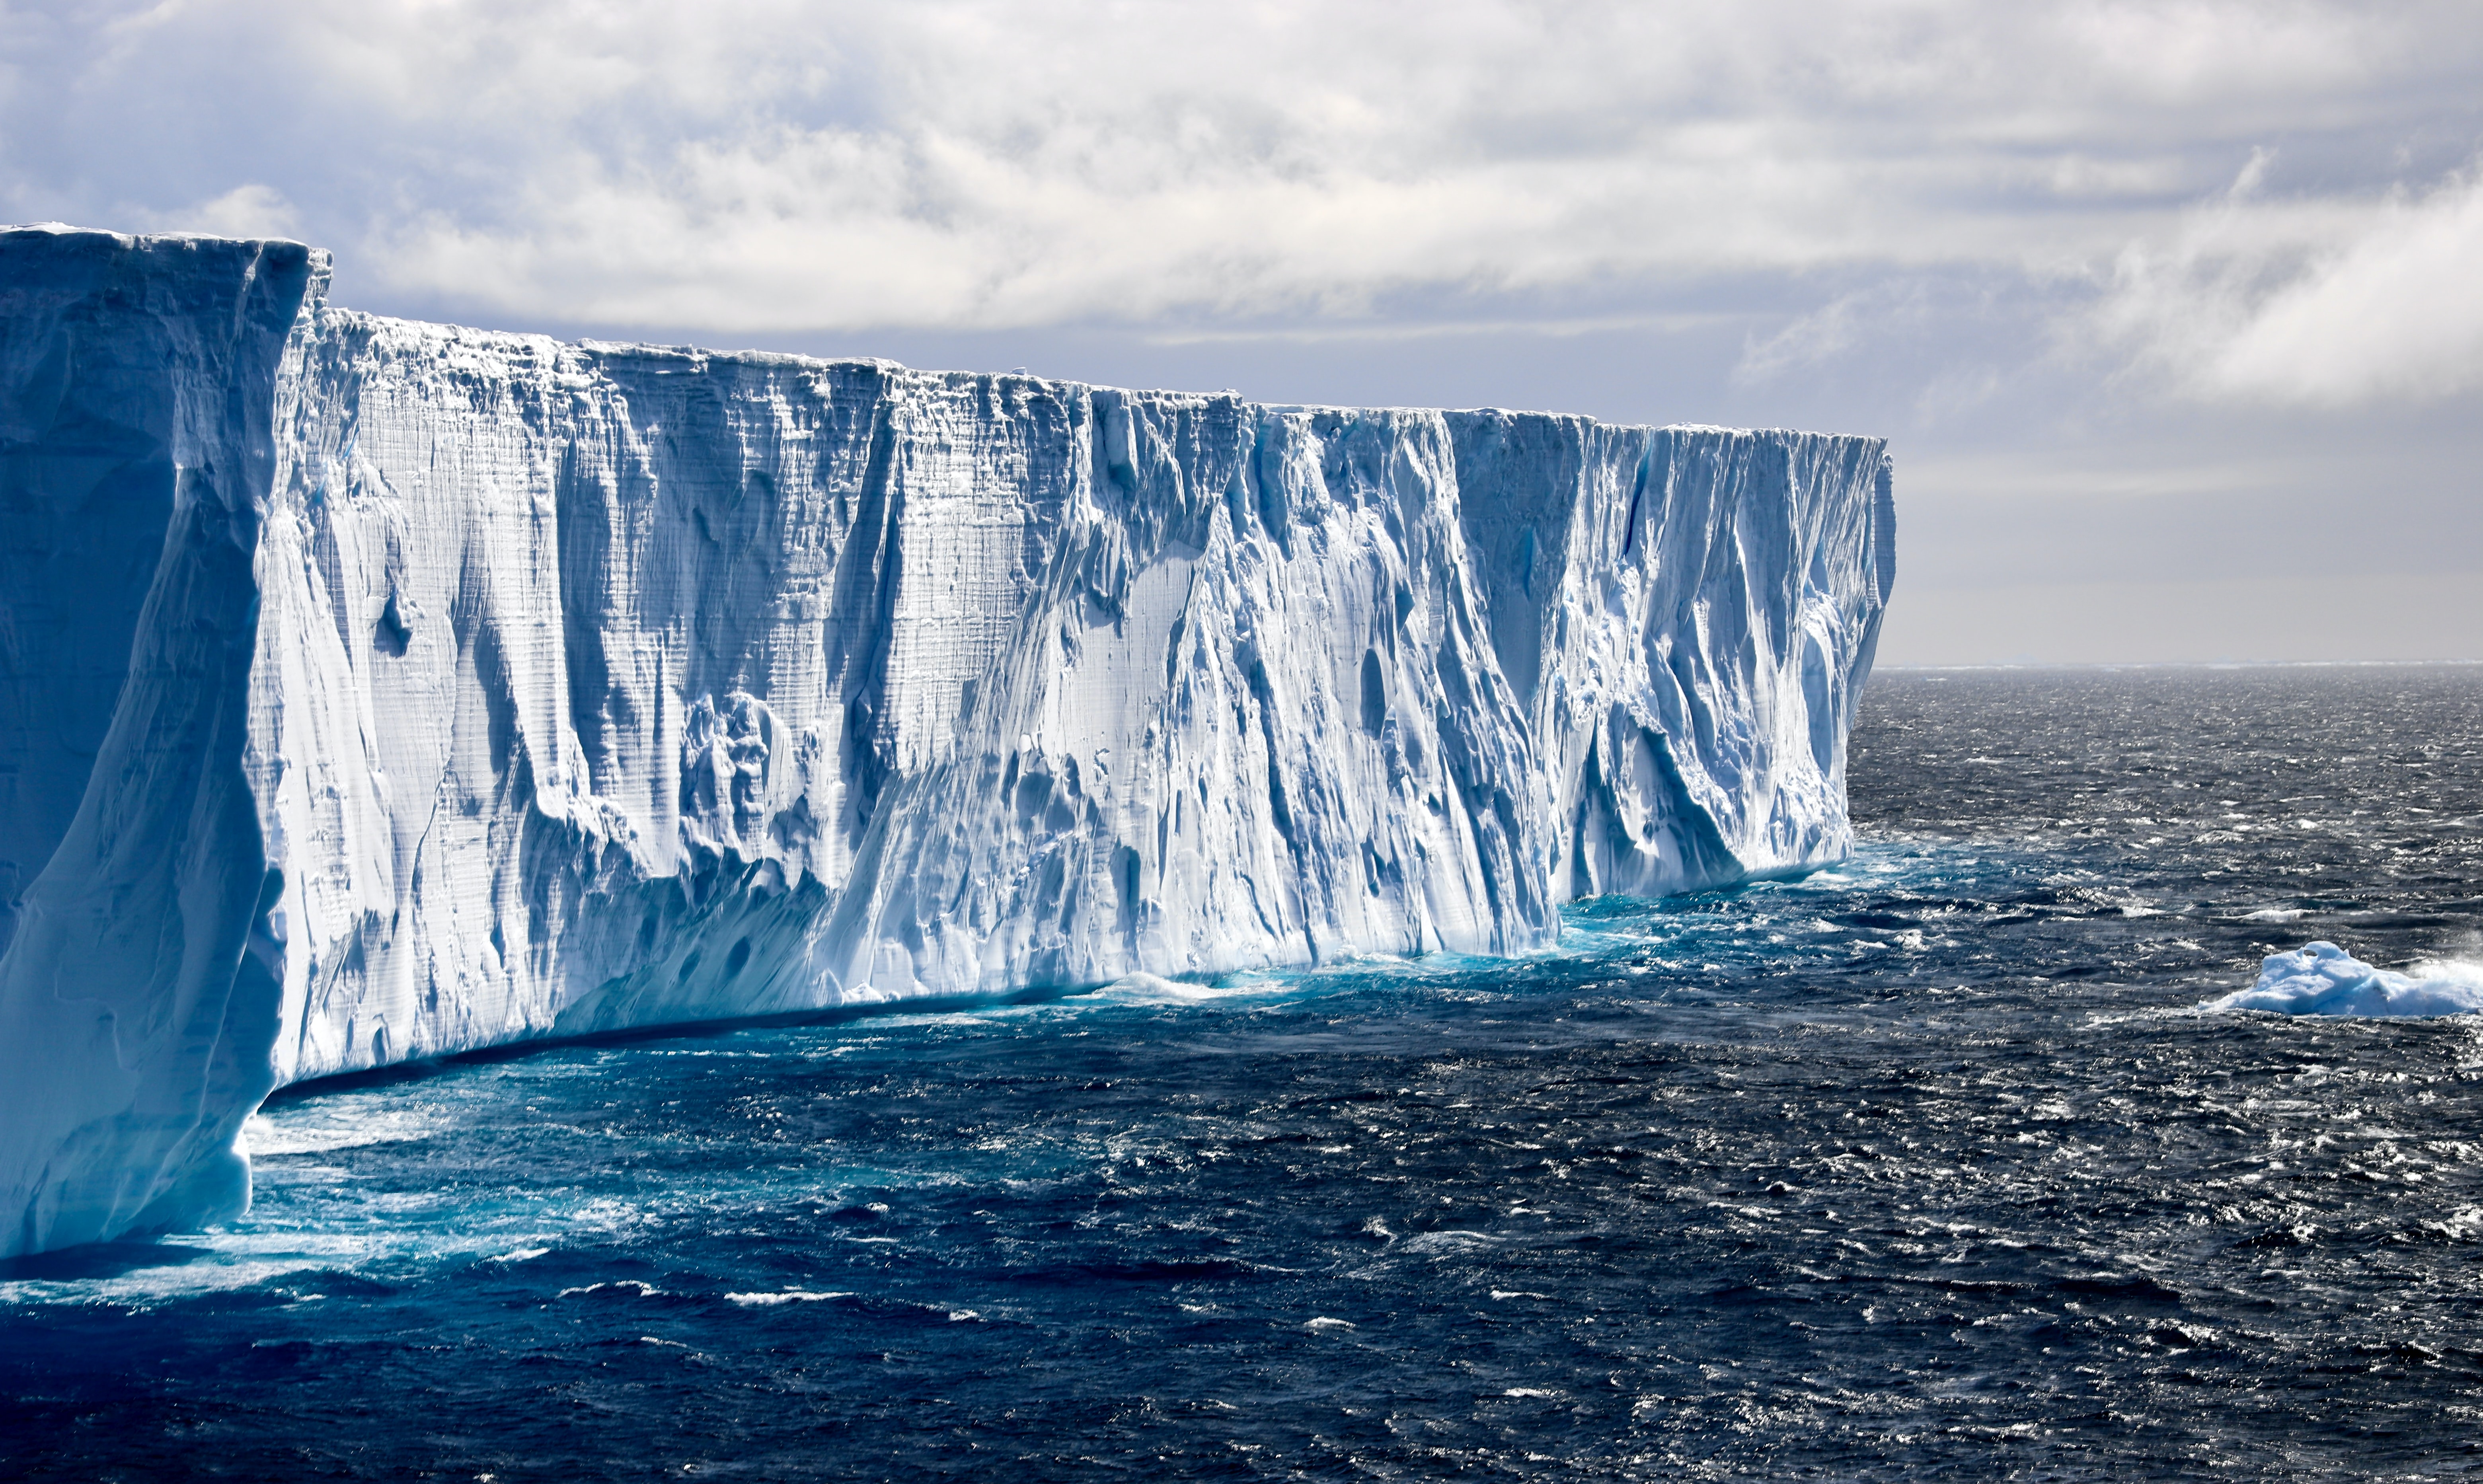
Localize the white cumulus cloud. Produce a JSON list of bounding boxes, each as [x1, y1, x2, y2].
[[152, 183, 300, 240], [2099, 163, 2483, 406]]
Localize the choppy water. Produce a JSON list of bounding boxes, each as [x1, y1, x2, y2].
[[6, 666, 2483, 1480]]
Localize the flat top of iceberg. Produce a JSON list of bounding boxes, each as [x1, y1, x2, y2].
[[2209, 941, 2483, 1019], [3, 220, 1869, 438]]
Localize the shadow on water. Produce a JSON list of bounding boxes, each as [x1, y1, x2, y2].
[[263, 979, 1125, 1103], [0, 1239, 218, 1284]]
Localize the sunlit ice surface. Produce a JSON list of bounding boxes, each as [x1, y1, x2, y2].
[[4, 666, 2480, 1480]]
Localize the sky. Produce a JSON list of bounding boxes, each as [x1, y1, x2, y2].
[[3, 0, 2478, 664]]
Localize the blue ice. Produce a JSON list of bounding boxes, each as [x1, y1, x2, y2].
[[2211, 941, 2483, 1018]]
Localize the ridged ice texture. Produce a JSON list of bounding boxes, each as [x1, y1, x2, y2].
[[0, 228, 1894, 1256]]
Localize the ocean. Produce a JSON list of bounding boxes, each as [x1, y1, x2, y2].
[[4, 666, 2480, 1480]]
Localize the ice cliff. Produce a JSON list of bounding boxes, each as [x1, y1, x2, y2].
[[0, 226, 1895, 1256]]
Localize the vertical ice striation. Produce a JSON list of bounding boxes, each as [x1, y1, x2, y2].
[[0, 228, 1894, 1256]]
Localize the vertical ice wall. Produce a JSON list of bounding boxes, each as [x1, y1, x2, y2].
[[0, 227, 320, 1254], [0, 228, 1893, 1256]]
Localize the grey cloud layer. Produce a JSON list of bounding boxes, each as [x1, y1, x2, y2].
[[4, 1, 2477, 409]]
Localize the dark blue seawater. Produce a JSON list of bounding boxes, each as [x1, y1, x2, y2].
[[6, 667, 2483, 1480]]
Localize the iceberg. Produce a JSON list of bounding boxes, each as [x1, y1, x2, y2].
[[0, 226, 1896, 1256], [2211, 942, 2483, 1018]]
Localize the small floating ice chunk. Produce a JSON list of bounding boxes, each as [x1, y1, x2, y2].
[[2209, 942, 2483, 1018]]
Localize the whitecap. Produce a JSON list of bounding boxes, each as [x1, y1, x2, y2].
[[556, 1280, 662, 1299], [726, 1290, 850, 1306], [1399, 1230, 1500, 1255], [1305, 1316, 1356, 1331], [2207, 943, 2483, 1018]]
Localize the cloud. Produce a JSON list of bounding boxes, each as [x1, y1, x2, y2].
[[148, 183, 300, 240], [0, 0, 2477, 372], [1733, 282, 1955, 386], [1735, 295, 1874, 385], [2095, 160, 2483, 406]]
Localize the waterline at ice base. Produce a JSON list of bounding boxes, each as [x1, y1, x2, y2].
[[0, 225, 1894, 1258]]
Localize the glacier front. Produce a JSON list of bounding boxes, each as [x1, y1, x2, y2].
[[0, 226, 1896, 1257]]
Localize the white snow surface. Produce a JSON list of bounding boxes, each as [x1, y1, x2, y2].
[[0, 227, 1895, 1256], [2210, 942, 2483, 1019]]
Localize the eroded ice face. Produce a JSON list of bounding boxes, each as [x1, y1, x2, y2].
[[0, 226, 1893, 1257]]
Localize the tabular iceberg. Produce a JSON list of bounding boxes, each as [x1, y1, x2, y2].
[[0, 226, 1896, 1257]]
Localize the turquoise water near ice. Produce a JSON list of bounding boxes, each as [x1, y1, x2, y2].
[[5, 667, 2482, 1479]]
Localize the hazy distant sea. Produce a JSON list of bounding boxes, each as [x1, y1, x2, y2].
[[5, 666, 2481, 1480]]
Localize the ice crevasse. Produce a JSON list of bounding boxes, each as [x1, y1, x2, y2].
[[0, 226, 1896, 1256]]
